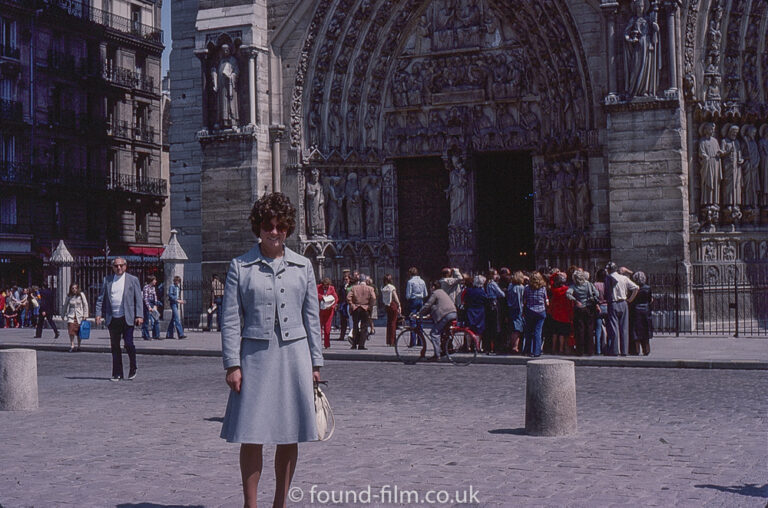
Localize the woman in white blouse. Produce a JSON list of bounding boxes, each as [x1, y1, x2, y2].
[[61, 283, 89, 352], [380, 274, 401, 346]]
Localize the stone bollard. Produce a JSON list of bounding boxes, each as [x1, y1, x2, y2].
[[0, 349, 39, 411], [525, 359, 576, 436]]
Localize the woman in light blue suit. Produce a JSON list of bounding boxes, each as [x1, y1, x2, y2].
[[220, 193, 324, 508]]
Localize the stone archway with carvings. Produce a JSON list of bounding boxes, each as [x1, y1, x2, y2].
[[290, 0, 603, 275], [681, 0, 768, 265]]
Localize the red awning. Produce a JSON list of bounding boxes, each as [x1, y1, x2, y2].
[[128, 246, 165, 257]]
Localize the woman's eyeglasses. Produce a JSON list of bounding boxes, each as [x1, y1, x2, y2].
[[260, 221, 289, 233]]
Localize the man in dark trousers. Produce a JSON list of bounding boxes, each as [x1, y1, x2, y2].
[[95, 257, 144, 381], [346, 273, 376, 350], [34, 283, 59, 339]]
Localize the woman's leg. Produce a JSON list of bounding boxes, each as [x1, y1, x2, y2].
[[510, 330, 520, 353], [240, 443, 263, 508], [68, 321, 77, 351], [274, 443, 298, 508]]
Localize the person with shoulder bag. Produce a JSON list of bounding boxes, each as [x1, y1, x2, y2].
[[62, 283, 89, 352]]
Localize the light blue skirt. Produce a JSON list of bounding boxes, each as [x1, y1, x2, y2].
[[220, 329, 317, 444]]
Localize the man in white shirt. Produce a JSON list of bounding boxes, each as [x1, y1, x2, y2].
[[95, 258, 144, 381], [604, 262, 639, 356]]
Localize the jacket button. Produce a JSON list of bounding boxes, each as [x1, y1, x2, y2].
[[280, 303, 285, 308], [285, 332, 289, 337], [278, 275, 282, 279], [283, 317, 288, 322], [280, 288, 285, 293]]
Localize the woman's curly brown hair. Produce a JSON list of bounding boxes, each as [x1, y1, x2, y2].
[[249, 192, 297, 237]]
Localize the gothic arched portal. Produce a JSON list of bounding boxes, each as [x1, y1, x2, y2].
[[291, 0, 601, 278]]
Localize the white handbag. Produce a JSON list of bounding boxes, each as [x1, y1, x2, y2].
[[314, 382, 335, 441], [320, 294, 336, 310]]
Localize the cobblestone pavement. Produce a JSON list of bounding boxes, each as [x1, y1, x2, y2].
[[0, 352, 766, 507]]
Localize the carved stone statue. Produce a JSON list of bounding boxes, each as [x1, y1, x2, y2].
[[445, 155, 469, 227], [551, 162, 566, 229], [759, 124, 768, 208], [345, 172, 363, 237], [741, 125, 760, 209], [363, 175, 381, 238], [623, 0, 661, 98], [698, 122, 722, 206], [305, 168, 325, 236], [211, 44, 239, 129], [325, 176, 344, 237], [720, 124, 743, 225], [575, 161, 590, 229]]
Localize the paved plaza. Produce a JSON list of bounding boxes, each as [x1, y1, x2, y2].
[[0, 350, 766, 507]]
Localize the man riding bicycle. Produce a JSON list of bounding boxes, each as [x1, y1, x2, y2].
[[414, 280, 458, 361]]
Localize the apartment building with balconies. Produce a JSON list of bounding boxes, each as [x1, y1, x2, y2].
[[0, 0, 165, 286]]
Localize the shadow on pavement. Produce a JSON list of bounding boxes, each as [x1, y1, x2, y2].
[[488, 428, 527, 435], [695, 483, 768, 498], [65, 376, 113, 381], [204, 417, 224, 423], [117, 504, 206, 508]]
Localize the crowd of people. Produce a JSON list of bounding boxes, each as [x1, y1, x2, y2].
[[315, 261, 654, 358], [0, 284, 61, 338]]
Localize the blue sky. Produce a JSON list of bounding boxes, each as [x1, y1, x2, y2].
[[161, 1, 170, 76]]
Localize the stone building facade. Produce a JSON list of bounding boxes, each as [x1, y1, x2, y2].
[[0, 0, 167, 287], [170, 0, 768, 287]]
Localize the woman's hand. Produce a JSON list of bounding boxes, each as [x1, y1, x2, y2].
[[226, 366, 242, 393], [312, 367, 322, 383]]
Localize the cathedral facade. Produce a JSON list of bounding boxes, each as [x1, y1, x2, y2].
[[169, 0, 768, 288]]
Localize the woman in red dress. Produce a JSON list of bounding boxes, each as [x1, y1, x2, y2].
[[317, 277, 338, 348]]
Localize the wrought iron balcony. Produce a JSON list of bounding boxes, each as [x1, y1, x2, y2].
[[103, 65, 157, 93], [0, 161, 31, 185], [107, 120, 132, 139], [0, 99, 23, 123], [108, 173, 167, 197], [0, 44, 20, 60], [133, 124, 156, 144], [41, 0, 163, 45]]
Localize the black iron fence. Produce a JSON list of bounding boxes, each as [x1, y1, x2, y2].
[[176, 277, 213, 330], [51, 256, 163, 317], [649, 262, 768, 337]]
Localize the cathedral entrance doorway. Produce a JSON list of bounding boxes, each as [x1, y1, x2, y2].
[[396, 157, 450, 284], [474, 152, 535, 271]]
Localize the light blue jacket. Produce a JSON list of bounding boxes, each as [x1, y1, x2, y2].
[[95, 272, 144, 325], [221, 244, 324, 369], [168, 283, 181, 305]]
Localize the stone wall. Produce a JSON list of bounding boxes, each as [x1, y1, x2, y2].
[[169, 0, 204, 280], [605, 102, 691, 272]]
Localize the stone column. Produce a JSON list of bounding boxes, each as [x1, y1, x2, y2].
[[525, 359, 577, 436], [50, 240, 74, 316], [664, 0, 680, 98], [269, 125, 285, 192], [0, 349, 38, 410], [159, 229, 189, 321], [248, 49, 257, 126], [601, 1, 619, 103]]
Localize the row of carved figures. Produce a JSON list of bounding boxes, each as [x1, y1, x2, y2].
[[305, 169, 382, 239], [698, 122, 768, 228], [535, 158, 591, 231]]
